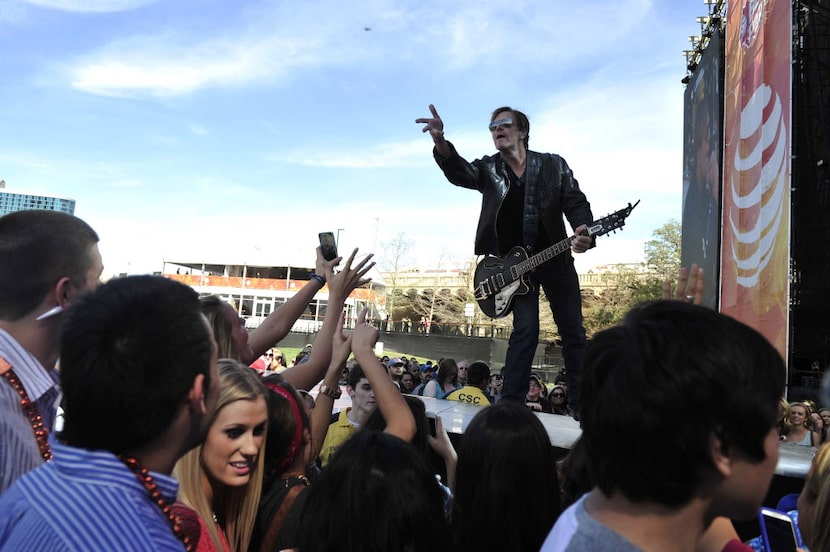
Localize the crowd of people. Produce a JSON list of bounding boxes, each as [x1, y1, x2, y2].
[[3, 209, 830, 552]]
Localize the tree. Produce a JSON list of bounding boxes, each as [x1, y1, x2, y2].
[[644, 219, 681, 282], [402, 251, 457, 334], [579, 220, 680, 337], [377, 233, 414, 329]]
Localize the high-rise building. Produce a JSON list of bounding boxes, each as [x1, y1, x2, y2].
[[0, 181, 75, 216]]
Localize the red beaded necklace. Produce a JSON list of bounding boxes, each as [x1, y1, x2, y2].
[[119, 456, 194, 552], [0, 361, 53, 462]]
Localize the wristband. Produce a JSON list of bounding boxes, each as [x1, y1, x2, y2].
[[319, 384, 342, 399], [309, 272, 326, 286]]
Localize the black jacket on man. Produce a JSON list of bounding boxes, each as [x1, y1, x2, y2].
[[434, 141, 593, 261]]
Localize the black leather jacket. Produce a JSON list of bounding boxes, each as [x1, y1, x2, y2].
[[435, 141, 594, 259]]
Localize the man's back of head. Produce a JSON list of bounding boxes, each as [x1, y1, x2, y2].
[[59, 275, 215, 456], [0, 210, 100, 322], [467, 361, 490, 389], [580, 300, 785, 517]]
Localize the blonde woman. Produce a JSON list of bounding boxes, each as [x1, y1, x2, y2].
[[786, 402, 820, 447], [779, 398, 793, 440], [173, 359, 269, 551], [798, 442, 830, 550]]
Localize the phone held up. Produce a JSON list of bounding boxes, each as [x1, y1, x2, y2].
[[319, 232, 338, 262], [759, 507, 799, 552]]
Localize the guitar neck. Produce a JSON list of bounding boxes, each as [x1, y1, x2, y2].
[[515, 237, 573, 277]]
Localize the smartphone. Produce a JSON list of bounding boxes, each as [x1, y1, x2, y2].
[[426, 414, 437, 437], [759, 507, 798, 552], [318, 232, 338, 261]]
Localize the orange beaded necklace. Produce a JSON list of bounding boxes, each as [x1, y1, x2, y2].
[[0, 358, 53, 462]]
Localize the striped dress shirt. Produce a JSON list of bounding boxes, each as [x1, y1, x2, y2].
[[0, 329, 61, 495], [0, 442, 185, 551]]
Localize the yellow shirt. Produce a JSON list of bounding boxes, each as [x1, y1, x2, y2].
[[318, 408, 356, 467], [445, 386, 491, 406]]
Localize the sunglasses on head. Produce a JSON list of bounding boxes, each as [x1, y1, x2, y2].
[[489, 117, 513, 131]]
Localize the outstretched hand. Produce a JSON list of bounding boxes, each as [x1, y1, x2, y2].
[[415, 104, 444, 140], [325, 248, 375, 302], [662, 264, 704, 304]]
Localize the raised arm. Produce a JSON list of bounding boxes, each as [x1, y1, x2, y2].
[[307, 310, 353, 464], [350, 310, 416, 442], [279, 248, 374, 392], [427, 415, 458, 491], [416, 104, 450, 159], [246, 247, 336, 361]]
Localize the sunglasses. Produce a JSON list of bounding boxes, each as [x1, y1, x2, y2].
[[552, 393, 565, 398], [488, 117, 513, 131]]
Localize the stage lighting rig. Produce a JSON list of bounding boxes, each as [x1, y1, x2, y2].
[[682, 0, 726, 83]]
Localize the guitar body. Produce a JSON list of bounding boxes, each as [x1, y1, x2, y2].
[[473, 247, 534, 318], [472, 201, 640, 319]]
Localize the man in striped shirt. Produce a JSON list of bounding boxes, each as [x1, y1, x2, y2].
[[0, 210, 103, 494], [0, 276, 219, 550]]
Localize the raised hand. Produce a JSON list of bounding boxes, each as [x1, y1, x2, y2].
[[415, 104, 444, 139], [325, 248, 375, 302], [315, 245, 339, 278], [350, 307, 378, 352], [662, 264, 704, 304], [331, 310, 353, 366]]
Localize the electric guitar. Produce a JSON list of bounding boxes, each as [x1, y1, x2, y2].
[[473, 201, 639, 318]]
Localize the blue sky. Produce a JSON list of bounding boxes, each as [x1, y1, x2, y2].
[[1, 0, 706, 277]]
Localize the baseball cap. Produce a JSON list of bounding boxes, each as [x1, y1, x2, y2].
[[387, 357, 405, 368], [420, 364, 434, 373]]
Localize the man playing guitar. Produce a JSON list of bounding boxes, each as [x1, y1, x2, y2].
[[417, 104, 594, 418]]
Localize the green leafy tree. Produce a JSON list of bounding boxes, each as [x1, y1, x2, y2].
[[580, 220, 680, 336], [644, 219, 681, 282]]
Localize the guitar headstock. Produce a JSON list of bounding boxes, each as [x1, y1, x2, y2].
[[585, 200, 640, 238]]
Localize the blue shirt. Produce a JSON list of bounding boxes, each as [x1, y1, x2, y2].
[[0, 329, 61, 494], [0, 442, 185, 551]]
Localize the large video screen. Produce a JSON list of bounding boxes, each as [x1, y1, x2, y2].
[[681, 30, 723, 310]]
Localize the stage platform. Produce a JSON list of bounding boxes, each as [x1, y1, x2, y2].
[[417, 396, 814, 478], [325, 390, 814, 478]]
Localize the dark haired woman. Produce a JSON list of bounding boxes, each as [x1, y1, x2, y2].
[[548, 384, 573, 416], [399, 371, 417, 394], [452, 402, 561, 551], [363, 395, 458, 514], [423, 358, 461, 399], [295, 431, 455, 552]]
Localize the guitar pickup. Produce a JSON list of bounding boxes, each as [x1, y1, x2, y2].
[[474, 280, 492, 300]]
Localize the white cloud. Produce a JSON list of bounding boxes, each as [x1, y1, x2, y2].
[[60, 0, 658, 97], [18, 0, 158, 13]]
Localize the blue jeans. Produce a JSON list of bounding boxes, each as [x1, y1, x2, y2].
[[500, 260, 586, 415]]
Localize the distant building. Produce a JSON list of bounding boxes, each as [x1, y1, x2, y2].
[[163, 260, 384, 333], [0, 181, 75, 216]]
